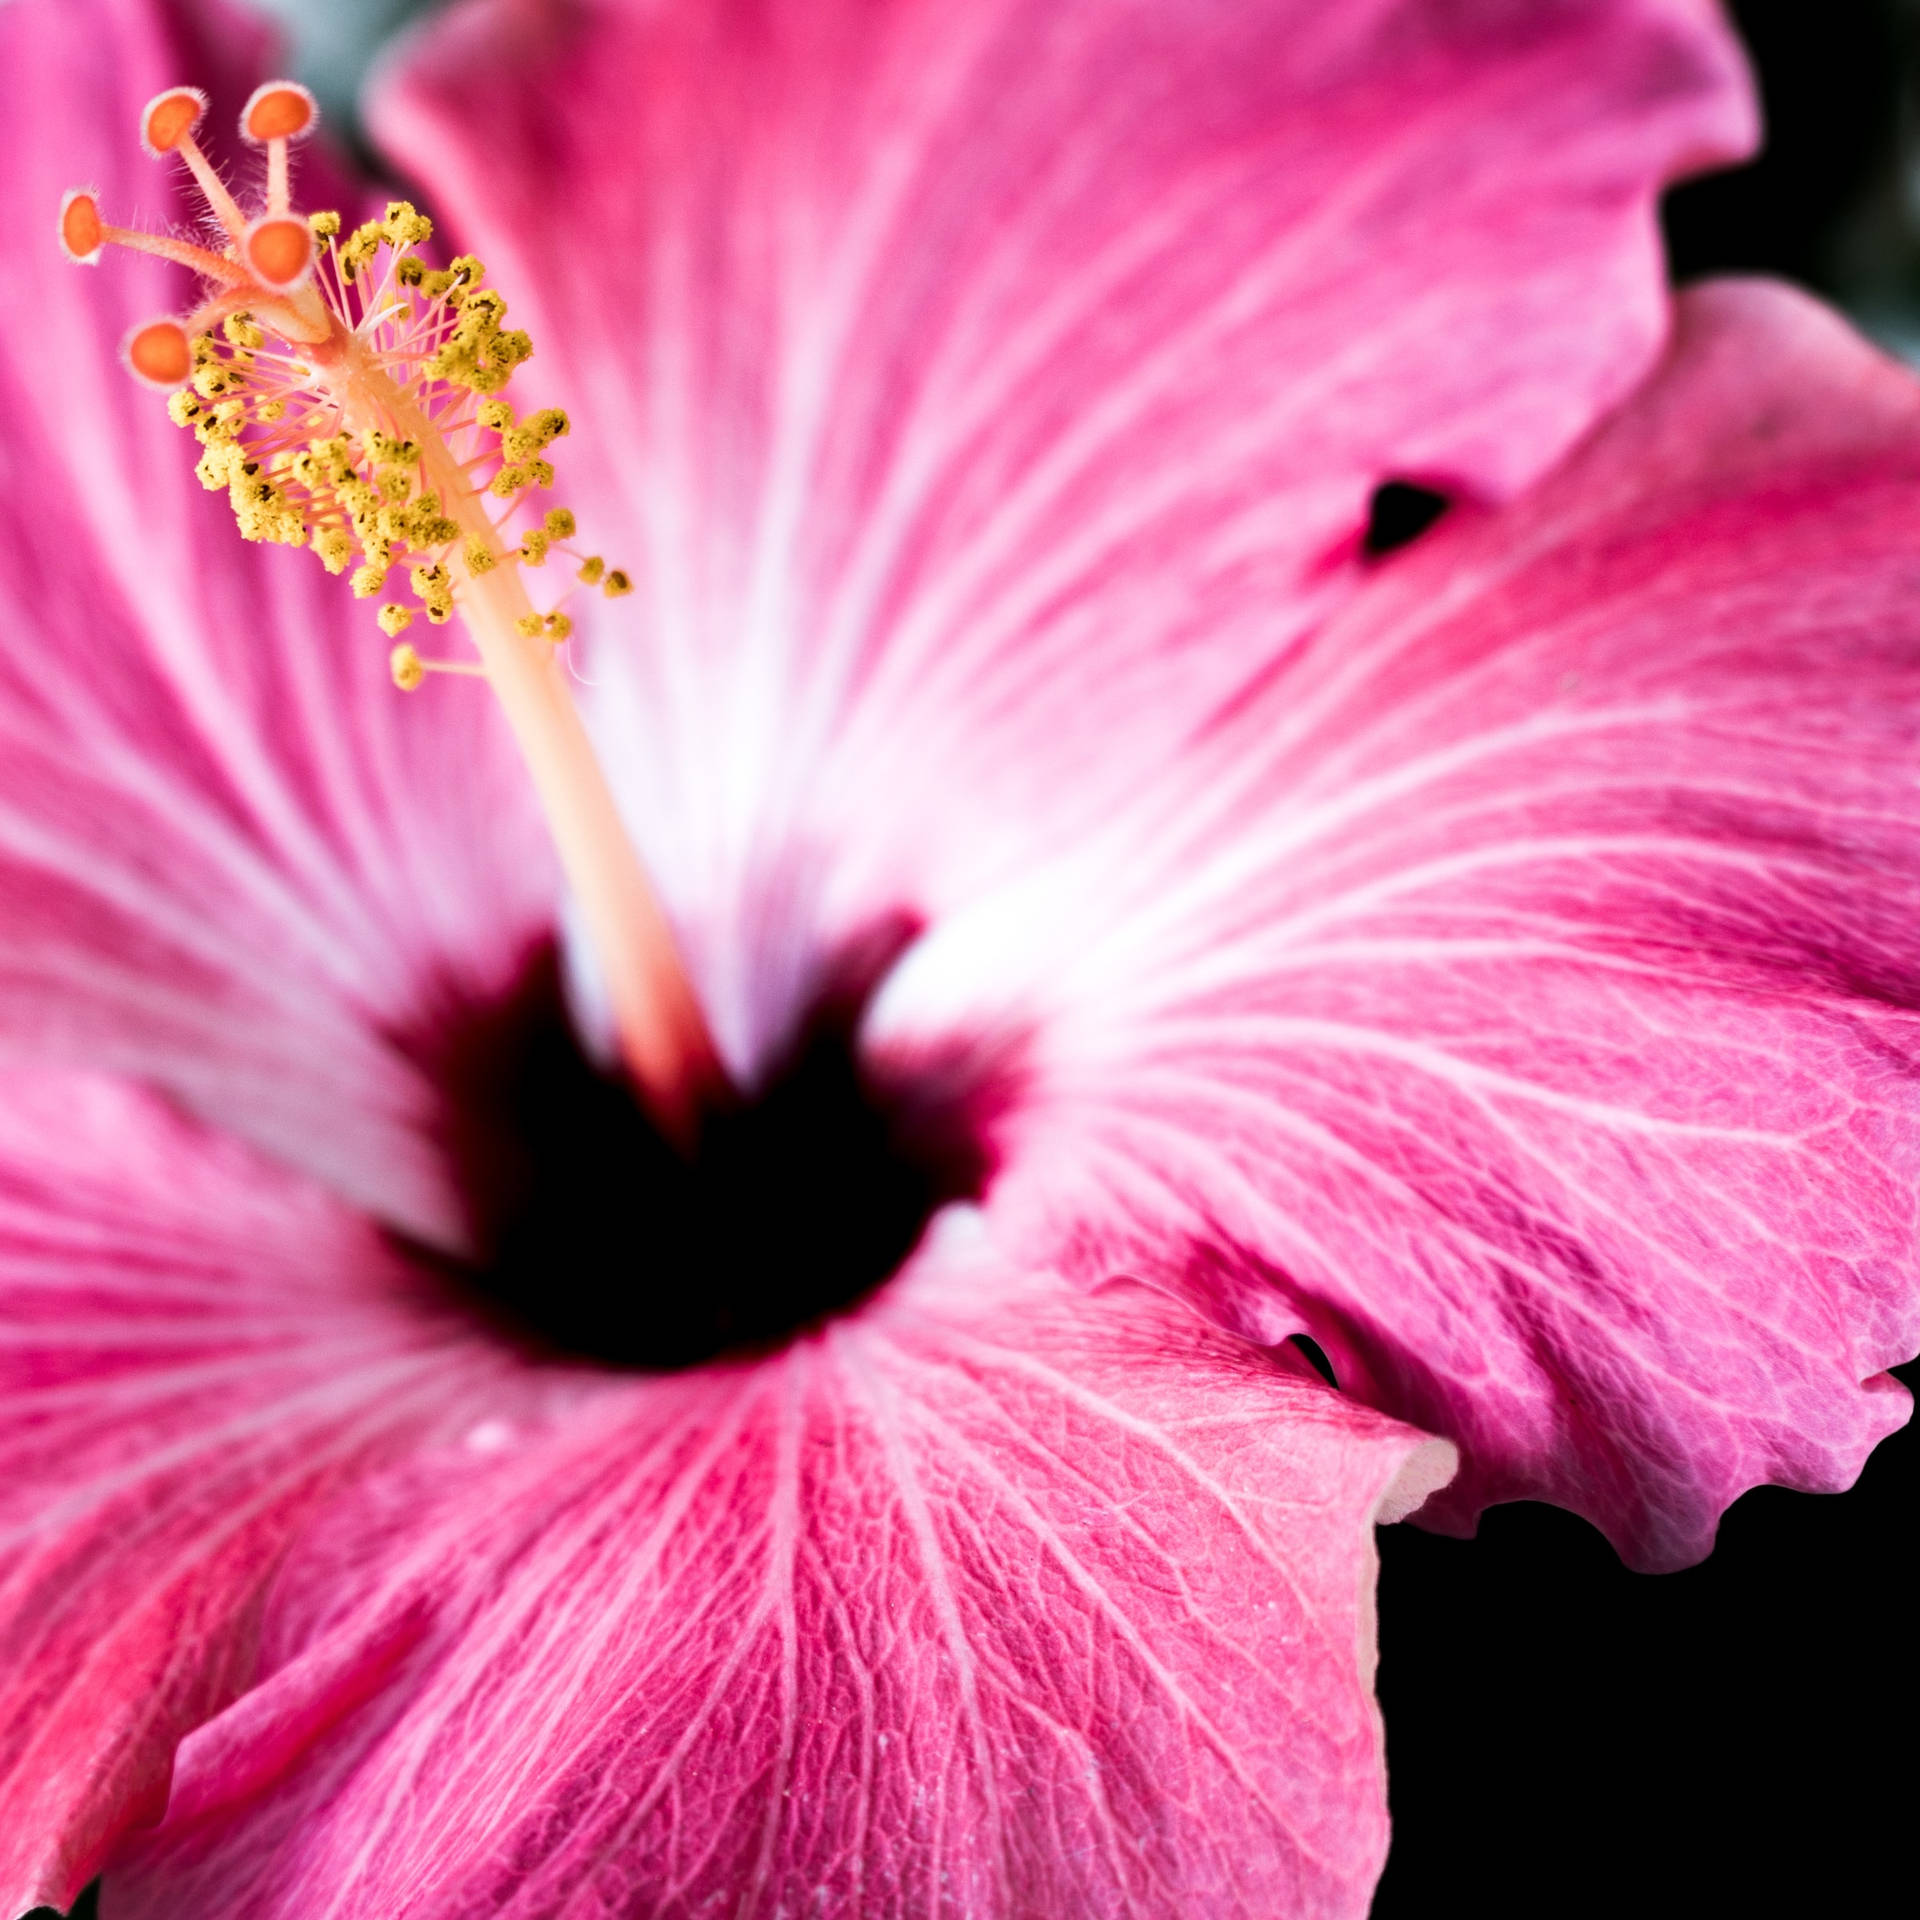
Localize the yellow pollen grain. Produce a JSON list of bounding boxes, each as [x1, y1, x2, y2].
[[338, 218, 385, 280], [519, 529, 550, 566], [514, 613, 544, 639], [390, 642, 424, 690], [377, 603, 414, 636], [577, 556, 604, 586], [382, 200, 433, 249], [603, 570, 632, 597], [545, 612, 573, 642], [544, 508, 576, 540], [194, 443, 238, 490], [464, 535, 497, 575]]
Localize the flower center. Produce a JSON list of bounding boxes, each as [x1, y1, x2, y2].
[[429, 945, 992, 1369], [62, 80, 725, 1142]]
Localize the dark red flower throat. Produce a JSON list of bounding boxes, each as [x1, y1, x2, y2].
[[425, 939, 993, 1371]]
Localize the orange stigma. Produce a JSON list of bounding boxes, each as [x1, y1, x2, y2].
[[123, 318, 192, 388], [60, 80, 727, 1144], [238, 80, 316, 215], [241, 81, 316, 143], [58, 189, 103, 264], [140, 86, 207, 157], [243, 214, 314, 289]]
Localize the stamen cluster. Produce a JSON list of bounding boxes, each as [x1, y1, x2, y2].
[[62, 84, 632, 688], [168, 204, 629, 653]]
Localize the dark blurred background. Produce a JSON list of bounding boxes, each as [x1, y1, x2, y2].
[[1376, 6, 1920, 1916], [41, 4, 1920, 1917], [1663, 0, 1920, 350]]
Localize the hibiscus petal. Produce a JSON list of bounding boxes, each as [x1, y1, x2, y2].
[[0, 1069, 549, 1914], [0, 0, 555, 1244], [374, 0, 1755, 1067], [881, 280, 1920, 1571], [109, 1233, 1452, 1919]]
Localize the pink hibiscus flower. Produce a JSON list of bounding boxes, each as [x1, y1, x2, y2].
[[4, 0, 1917, 1914]]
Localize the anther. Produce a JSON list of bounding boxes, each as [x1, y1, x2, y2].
[[390, 642, 486, 691], [122, 319, 192, 389]]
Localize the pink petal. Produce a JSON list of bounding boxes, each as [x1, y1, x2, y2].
[[889, 280, 1920, 1570], [111, 1240, 1452, 1919], [373, 0, 1755, 1068], [0, 1070, 544, 1914], [0, 0, 555, 1245]]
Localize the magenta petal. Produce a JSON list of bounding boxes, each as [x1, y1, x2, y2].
[[0, 0, 555, 1245], [111, 1246, 1452, 1919], [0, 1071, 533, 1914], [931, 281, 1920, 1570], [373, 0, 1754, 1061]]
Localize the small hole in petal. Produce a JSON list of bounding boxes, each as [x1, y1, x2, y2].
[[24, 1878, 98, 1920], [1290, 1334, 1339, 1387], [1363, 480, 1450, 557]]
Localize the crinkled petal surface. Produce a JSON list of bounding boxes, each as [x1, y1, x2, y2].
[[877, 282, 1920, 1570], [0, 1072, 558, 1914], [376, 0, 1755, 1067], [0, 0, 556, 1248], [5, 0, 1904, 1915], [109, 1227, 1452, 1920]]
